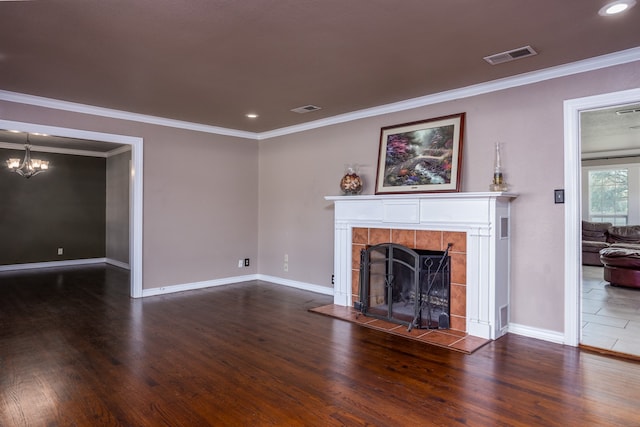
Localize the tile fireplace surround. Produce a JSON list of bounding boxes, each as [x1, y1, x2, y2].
[[325, 192, 517, 341]]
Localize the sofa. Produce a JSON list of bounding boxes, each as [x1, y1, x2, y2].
[[594, 224, 640, 289], [582, 221, 611, 266]]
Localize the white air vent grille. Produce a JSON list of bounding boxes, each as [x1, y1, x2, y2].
[[616, 108, 640, 115], [500, 304, 509, 330], [484, 46, 538, 65], [291, 105, 322, 114]]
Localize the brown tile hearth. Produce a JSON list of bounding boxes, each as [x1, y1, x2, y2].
[[309, 304, 489, 354]]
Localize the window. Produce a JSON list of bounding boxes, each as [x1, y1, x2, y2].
[[588, 169, 628, 225]]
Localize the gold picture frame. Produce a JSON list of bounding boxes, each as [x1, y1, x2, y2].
[[375, 113, 465, 194]]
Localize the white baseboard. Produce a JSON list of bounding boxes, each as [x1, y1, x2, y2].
[[0, 258, 107, 272], [508, 322, 566, 345], [142, 274, 260, 297], [106, 258, 130, 270], [257, 274, 333, 296], [142, 274, 334, 298]]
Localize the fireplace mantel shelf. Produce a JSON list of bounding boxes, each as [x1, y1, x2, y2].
[[325, 191, 518, 201], [325, 192, 517, 341]]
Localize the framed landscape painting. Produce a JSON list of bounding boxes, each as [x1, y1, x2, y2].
[[375, 113, 465, 194]]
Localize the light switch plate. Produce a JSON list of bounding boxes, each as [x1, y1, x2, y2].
[[554, 189, 565, 204]]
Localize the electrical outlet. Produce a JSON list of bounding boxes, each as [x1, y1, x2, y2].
[[244, 258, 250, 267], [331, 274, 334, 285], [284, 263, 288, 272], [57, 248, 63, 255], [238, 259, 243, 268]]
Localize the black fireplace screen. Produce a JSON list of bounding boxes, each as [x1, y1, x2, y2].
[[356, 242, 451, 331]]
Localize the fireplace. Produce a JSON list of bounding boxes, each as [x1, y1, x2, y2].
[[356, 243, 451, 331], [325, 192, 517, 340]]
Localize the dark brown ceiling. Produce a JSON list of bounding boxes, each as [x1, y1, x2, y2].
[[0, 0, 639, 133]]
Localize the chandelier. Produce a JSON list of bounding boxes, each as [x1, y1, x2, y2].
[[6, 134, 49, 178]]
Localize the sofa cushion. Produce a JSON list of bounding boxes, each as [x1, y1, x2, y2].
[[582, 241, 609, 253], [582, 221, 611, 242], [610, 243, 640, 250], [608, 225, 640, 244]]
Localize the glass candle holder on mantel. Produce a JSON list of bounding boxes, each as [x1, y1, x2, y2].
[[340, 164, 363, 195], [489, 142, 509, 192]]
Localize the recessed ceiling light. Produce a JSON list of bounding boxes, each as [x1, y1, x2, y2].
[[598, 0, 636, 16], [245, 113, 259, 119]]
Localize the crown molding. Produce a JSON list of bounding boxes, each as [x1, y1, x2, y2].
[[259, 47, 640, 139], [0, 90, 257, 140], [1, 47, 639, 142], [0, 141, 109, 157], [0, 141, 131, 158]]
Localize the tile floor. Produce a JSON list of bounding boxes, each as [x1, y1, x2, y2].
[[582, 265, 640, 356]]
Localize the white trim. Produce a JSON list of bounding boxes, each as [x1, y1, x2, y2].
[[106, 258, 130, 270], [0, 141, 110, 158], [141, 274, 332, 297], [563, 87, 640, 347], [0, 119, 144, 299], [106, 145, 132, 157], [508, 323, 566, 345], [0, 89, 256, 140], [257, 274, 334, 296], [0, 258, 108, 272], [142, 274, 259, 297], [0, 141, 131, 158], [1, 48, 639, 141]]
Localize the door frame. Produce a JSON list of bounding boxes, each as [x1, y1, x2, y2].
[[0, 119, 144, 298], [563, 87, 640, 346]]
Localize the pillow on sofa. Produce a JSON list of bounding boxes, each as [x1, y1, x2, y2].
[[608, 226, 640, 244], [582, 221, 612, 242]]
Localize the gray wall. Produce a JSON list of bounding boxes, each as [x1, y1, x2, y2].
[[106, 150, 131, 265], [0, 59, 638, 337], [0, 148, 106, 264], [258, 61, 640, 335]]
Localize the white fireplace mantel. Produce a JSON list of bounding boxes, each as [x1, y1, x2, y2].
[[325, 192, 517, 340]]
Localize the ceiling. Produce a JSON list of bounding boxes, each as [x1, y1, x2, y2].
[[0, 1, 639, 157], [0, 0, 639, 136], [582, 103, 640, 159]]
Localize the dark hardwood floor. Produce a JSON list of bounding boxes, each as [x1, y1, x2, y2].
[[2, 265, 640, 426]]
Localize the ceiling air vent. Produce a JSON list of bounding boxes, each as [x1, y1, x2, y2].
[[291, 105, 322, 114], [616, 108, 640, 115], [483, 46, 538, 65]]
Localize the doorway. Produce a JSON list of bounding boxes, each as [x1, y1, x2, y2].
[[563, 88, 640, 350], [0, 119, 143, 298]]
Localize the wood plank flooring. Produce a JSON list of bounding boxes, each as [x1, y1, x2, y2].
[[2, 264, 640, 426]]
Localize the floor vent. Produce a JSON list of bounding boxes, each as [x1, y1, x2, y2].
[[484, 46, 537, 65], [291, 105, 322, 114]]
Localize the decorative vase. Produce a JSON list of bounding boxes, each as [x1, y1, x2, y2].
[[489, 142, 508, 191], [340, 165, 363, 195]]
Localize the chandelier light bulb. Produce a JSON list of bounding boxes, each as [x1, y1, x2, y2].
[[5, 134, 50, 178]]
